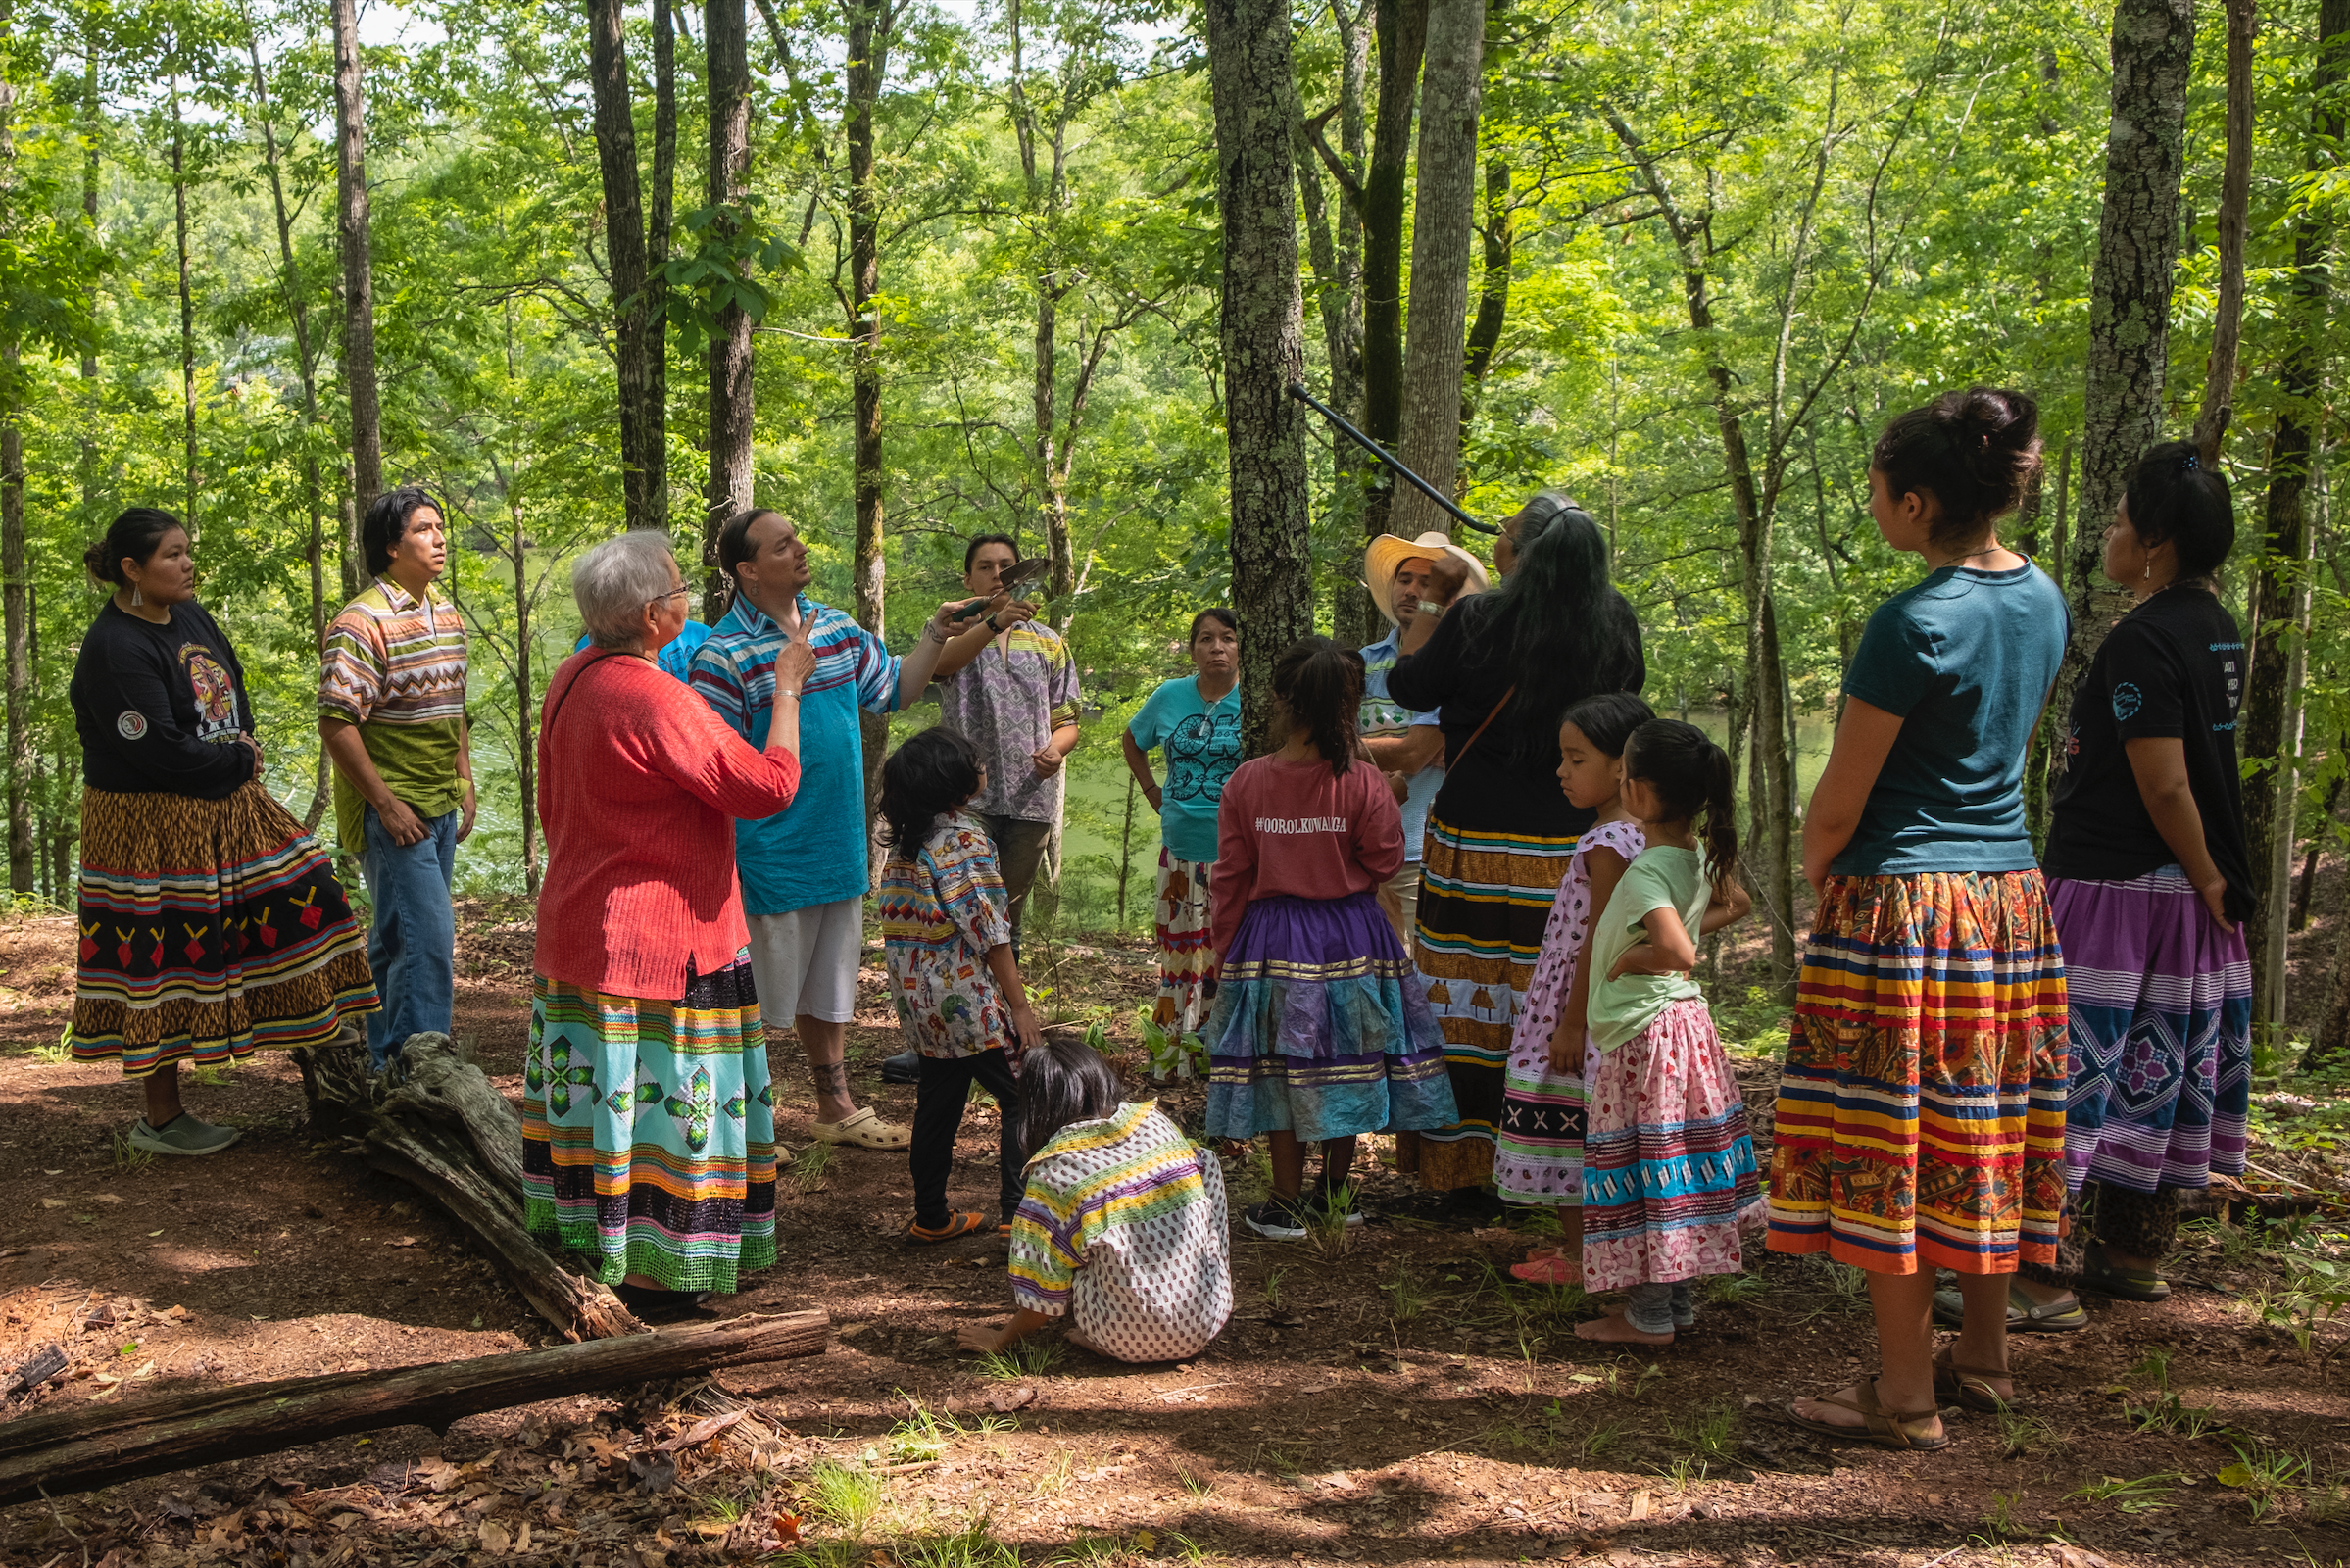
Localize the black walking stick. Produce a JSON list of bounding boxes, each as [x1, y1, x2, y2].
[[1284, 381, 1500, 535]]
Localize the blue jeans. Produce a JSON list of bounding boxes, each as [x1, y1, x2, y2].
[[361, 805, 459, 1067]]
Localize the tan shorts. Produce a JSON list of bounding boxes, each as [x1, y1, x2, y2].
[[1376, 862, 1422, 947], [744, 898, 862, 1024]]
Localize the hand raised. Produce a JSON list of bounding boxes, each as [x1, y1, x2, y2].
[[773, 624, 817, 691], [1426, 554, 1472, 607]]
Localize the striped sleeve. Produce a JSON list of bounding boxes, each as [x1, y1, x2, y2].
[[318, 609, 387, 724], [1007, 1181, 1084, 1315], [688, 640, 753, 741]]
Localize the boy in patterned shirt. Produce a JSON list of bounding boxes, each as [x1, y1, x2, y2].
[[318, 485, 472, 1067]]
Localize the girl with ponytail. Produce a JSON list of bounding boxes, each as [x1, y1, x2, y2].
[[1199, 636, 1458, 1240], [1572, 719, 1759, 1344]]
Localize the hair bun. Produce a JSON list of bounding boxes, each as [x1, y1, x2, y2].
[[81, 539, 114, 584]]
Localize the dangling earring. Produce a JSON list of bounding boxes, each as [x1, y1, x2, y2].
[[2143, 560, 2151, 581], [130, 584, 143, 607]]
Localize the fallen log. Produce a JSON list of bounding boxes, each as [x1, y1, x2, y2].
[[0, 1309, 828, 1508], [294, 1029, 640, 1343]]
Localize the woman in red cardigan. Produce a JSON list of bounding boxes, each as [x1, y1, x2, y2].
[[524, 532, 815, 1321]]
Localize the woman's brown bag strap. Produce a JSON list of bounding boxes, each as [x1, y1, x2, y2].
[[1451, 685, 1516, 768]]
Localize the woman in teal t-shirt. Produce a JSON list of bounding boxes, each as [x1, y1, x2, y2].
[[1121, 609, 1243, 1048], [1768, 387, 2070, 1452]]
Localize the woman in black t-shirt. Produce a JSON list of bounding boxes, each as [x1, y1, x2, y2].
[[1387, 496, 1645, 1203], [2017, 445, 2251, 1315], [68, 509, 378, 1156]]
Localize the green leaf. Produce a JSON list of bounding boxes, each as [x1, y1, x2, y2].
[[2217, 1464, 2255, 1488]]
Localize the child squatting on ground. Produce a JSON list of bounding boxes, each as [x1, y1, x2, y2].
[[877, 726, 1045, 1243], [1498, 692, 1658, 1286], [958, 1036, 1235, 1362], [1198, 634, 1459, 1241], [1574, 719, 1764, 1345]]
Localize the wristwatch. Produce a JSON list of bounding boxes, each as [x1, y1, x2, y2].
[[1420, 601, 1447, 620], [985, 612, 1004, 633]]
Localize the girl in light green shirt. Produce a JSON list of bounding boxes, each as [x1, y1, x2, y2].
[[1576, 719, 1762, 1347]]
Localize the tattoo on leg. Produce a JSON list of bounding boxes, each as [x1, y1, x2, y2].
[[808, 1059, 852, 1098]]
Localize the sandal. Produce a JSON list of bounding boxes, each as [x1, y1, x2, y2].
[[906, 1211, 986, 1245], [1785, 1380, 1950, 1451], [1933, 1347, 2017, 1412], [2081, 1242, 2172, 1302], [1931, 1279, 2088, 1333], [1510, 1254, 1584, 1287], [812, 1106, 913, 1150]]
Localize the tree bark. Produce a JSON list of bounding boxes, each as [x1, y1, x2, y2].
[[170, 70, 197, 538], [1204, 0, 1316, 756], [2270, 0, 2350, 1057], [587, 0, 675, 539], [1310, 0, 1374, 646], [1359, 0, 1425, 547], [1391, 0, 1483, 535], [2190, 0, 2256, 466], [2054, 0, 2194, 740], [331, 0, 382, 517], [1, 0, 24, 897], [0, 1310, 830, 1508], [77, 28, 98, 514], [846, 0, 898, 837], [707, 0, 755, 544], [1460, 154, 1509, 442]]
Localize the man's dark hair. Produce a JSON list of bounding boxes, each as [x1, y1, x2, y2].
[[964, 533, 1019, 573], [717, 509, 786, 582], [362, 485, 449, 578]]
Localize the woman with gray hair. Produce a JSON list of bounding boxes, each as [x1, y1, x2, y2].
[[523, 531, 818, 1320]]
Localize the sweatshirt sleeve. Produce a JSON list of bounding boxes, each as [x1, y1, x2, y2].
[[1207, 763, 1258, 960], [1351, 762, 1405, 885], [88, 624, 255, 794], [1385, 601, 1469, 714]]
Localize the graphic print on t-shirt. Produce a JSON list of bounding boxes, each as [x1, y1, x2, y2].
[[1165, 710, 1242, 805], [178, 643, 241, 742]]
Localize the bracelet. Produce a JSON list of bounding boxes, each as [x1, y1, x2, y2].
[[1419, 601, 1446, 620], [985, 612, 1004, 633], [776, 688, 801, 701]]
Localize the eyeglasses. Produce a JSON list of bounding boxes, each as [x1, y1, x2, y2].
[[647, 586, 691, 608]]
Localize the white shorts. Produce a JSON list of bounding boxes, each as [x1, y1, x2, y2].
[[745, 898, 862, 1025]]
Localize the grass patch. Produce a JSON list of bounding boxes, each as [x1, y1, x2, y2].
[[1380, 1261, 1430, 1323], [2066, 1472, 2184, 1514], [2220, 1444, 2314, 1522], [29, 1026, 72, 1065], [112, 1132, 154, 1172], [973, 1339, 1062, 1381], [1996, 1409, 2067, 1458], [800, 1458, 883, 1538], [792, 1141, 834, 1195]]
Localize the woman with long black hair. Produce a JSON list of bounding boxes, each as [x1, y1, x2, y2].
[[1388, 497, 1646, 1205]]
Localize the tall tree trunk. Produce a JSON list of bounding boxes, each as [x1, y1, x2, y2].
[[247, 33, 336, 830], [845, 0, 898, 836], [1460, 153, 1509, 445], [1313, 0, 1374, 646], [1359, 0, 1425, 548], [1204, 0, 1316, 756], [706, 0, 755, 546], [1391, 0, 1483, 535], [2259, 0, 2346, 1054], [2053, 0, 2194, 757], [588, 0, 675, 542], [2190, 0, 2256, 466], [77, 28, 98, 516], [331, 0, 382, 530], [169, 71, 197, 537], [1, 0, 25, 895]]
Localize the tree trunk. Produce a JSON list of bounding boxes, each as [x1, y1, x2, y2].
[[2259, 0, 2346, 1054], [0, 1310, 830, 1509], [1314, 0, 1374, 646], [2190, 0, 2256, 466], [1359, 0, 1426, 548], [0, 9, 24, 899], [1204, 0, 1316, 757], [331, 0, 382, 516], [170, 71, 197, 537], [846, 0, 897, 837], [2054, 0, 2194, 742], [77, 28, 98, 514], [587, 0, 674, 538], [1460, 154, 1510, 443], [2291, 766, 2344, 931], [706, 0, 755, 547], [1391, 0, 1480, 536]]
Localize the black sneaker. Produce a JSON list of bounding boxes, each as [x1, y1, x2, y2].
[[1244, 1199, 1309, 1242], [879, 1049, 921, 1085]]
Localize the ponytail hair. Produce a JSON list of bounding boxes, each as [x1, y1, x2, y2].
[[1623, 718, 1739, 889], [1559, 692, 1655, 759], [1872, 386, 2042, 548], [1269, 634, 1365, 777], [83, 507, 185, 587]]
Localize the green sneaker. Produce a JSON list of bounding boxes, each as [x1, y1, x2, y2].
[[128, 1114, 243, 1157]]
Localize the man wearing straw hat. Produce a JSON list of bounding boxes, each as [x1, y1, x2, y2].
[[1359, 531, 1491, 945]]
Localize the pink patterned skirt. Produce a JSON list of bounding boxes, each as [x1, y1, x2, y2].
[[1582, 997, 1762, 1294]]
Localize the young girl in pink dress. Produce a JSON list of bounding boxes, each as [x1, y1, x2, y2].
[[1498, 694, 1654, 1285], [1576, 719, 1761, 1345]]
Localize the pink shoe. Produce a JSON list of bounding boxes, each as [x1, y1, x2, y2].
[[1510, 1254, 1582, 1286]]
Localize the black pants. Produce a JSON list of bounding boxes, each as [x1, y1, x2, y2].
[[911, 1048, 1024, 1228]]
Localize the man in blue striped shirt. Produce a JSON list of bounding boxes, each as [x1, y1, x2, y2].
[[690, 509, 996, 1152]]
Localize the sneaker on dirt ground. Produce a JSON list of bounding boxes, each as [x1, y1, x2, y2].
[[1243, 1199, 1308, 1242], [1304, 1190, 1368, 1229], [128, 1114, 242, 1157]]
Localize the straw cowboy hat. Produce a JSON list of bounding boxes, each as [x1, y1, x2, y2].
[[1363, 530, 1491, 628]]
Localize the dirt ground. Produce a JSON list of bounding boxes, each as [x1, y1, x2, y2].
[[5, 897, 2350, 1568]]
